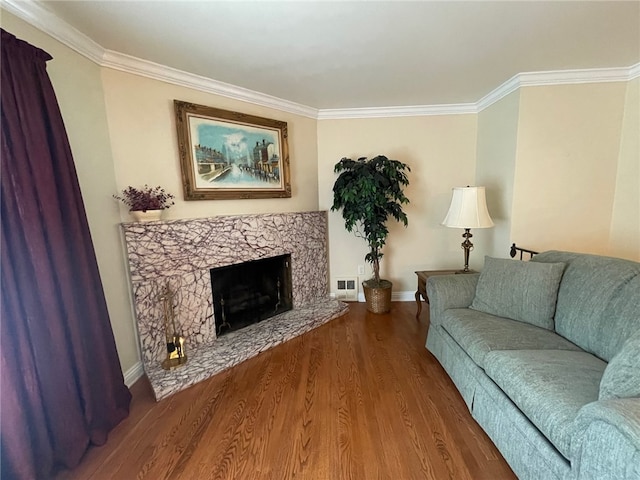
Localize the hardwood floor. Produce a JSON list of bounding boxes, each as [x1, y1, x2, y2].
[[56, 302, 515, 480]]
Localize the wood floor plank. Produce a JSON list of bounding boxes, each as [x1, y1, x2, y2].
[[56, 302, 516, 480]]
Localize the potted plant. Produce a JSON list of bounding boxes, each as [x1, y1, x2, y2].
[[113, 185, 175, 222], [331, 155, 410, 313]]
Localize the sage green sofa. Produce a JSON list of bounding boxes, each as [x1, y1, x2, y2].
[[425, 251, 640, 480]]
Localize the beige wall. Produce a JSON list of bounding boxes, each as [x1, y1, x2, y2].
[[476, 82, 639, 262], [476, 91, 521, 259], [511, 83, 629, 255], [317, 115, 478, 294], [609, 77, 640, 261], [0, 11, 140, 374], [101, 70, 319, 221]]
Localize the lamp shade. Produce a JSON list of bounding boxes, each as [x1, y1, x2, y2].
[[442, 186, 494, 229]]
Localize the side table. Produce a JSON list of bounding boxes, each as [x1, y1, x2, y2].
[[414, 269, 476, 318]]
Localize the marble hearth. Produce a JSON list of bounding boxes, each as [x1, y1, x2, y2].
[[121, 211, 348, 400]]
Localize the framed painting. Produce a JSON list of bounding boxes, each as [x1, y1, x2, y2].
[[174, 100, 291, 200]]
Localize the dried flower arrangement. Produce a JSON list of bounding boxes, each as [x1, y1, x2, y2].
[[113, 185, 175, 212]]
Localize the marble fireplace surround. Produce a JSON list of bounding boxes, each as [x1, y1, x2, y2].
[[121, 211, 348, 400]]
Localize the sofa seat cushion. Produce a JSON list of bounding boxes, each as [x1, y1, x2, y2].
[[484, 349, 607, 459], [441, 308, 582, 368]]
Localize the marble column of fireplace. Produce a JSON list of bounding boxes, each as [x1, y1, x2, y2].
[[121, 211, 348, 400]]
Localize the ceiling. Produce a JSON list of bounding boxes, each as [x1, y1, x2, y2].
[[33, 1, 640, 109]]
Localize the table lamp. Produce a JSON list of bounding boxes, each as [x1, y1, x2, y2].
[[442, 186, 494, 273]]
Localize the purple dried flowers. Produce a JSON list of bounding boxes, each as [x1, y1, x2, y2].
[[113, 185, 175, 212]]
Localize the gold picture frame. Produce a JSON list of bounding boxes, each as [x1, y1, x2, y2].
[[174, 100, 291, 200]]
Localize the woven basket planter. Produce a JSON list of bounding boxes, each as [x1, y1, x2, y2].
[[362, 280, 392, 314]]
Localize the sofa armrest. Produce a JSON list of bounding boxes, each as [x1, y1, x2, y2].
[[426, 273, 479, 326], [571, 398, 640, 480]]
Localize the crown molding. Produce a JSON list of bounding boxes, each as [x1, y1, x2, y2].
[[101, 50, 319, 119], [519, 65, 637, 87], [317, 103, 477, 120], [477, 64, 639, 112], [4, 0, 639, 120], [325, 63, 639, 118], [476, 74, 522, 112], [2, 0, 105, 64]]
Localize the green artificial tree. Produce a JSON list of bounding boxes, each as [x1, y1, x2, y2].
[[331, 155, 410, 290]]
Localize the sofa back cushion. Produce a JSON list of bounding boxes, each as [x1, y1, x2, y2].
[[599, 330, 640, 400], [470, 256, 565, 330], [533, 251, 640, 362]]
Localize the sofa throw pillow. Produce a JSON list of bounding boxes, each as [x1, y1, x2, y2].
[[599, 331, 640, 400], [470, 256, 565, 330]]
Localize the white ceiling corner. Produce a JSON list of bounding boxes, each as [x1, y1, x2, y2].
[[3, 0, 104, 64], [3, 0, 318, 118]]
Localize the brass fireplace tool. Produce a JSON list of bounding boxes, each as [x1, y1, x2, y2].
[[159, 283, 188, 370]]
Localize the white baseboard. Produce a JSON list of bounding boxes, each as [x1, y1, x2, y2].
[[350, 290, 414, 302], [392, 290, 416, 302], [331, 291, 415, 302], [123, 361, 144, 387]]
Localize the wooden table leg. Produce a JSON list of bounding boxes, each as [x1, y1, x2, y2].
[[415, 290, 422, 318]]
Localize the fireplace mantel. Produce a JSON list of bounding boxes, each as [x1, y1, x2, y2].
[[121, 211, 347, 399]]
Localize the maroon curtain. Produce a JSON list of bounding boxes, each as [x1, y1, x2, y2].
[[0, 30, 131, 479]]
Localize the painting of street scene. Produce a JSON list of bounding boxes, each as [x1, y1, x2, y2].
[[189, 117, 283, 189], [174, 100, 291, 200]]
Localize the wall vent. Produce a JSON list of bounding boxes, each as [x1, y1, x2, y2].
[[336, 277, 358, 301]]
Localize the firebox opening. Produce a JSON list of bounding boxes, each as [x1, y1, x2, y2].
[[211, 254, 293, 336]]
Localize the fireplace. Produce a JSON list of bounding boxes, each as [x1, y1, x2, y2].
[[121, 211, 348, 400], [211, 254, 293, 336]]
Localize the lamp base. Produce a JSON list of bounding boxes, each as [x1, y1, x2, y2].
[[459, 228, 475, 273]]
